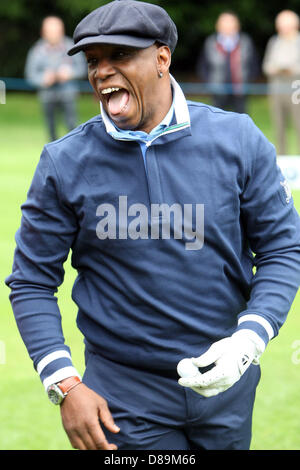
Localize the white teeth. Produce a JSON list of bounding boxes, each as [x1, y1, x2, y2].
[[101, 87, 120, 95]]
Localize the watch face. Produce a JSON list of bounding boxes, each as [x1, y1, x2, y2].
[[47, 384, 65, 405]]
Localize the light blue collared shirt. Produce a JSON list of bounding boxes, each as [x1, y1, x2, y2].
[[108, 101, 175, 172]]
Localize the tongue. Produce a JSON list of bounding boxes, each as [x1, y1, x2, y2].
[[108, 89, 129, 115]]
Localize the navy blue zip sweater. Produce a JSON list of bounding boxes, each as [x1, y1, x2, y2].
[[6, 78, 300, 389]]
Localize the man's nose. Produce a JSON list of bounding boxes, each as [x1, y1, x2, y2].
[[94, 57, 116, 80]]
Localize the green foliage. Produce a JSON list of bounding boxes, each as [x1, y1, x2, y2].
[[1, 0, 299, 78]]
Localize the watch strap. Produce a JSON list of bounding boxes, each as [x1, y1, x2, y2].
[[58, 376, 82, 395]]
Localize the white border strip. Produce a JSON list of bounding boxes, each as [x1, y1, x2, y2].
[[238, 314, 274, 340], [37, 350, 72, 375]]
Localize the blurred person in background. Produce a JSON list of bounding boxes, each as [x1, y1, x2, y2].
[[25, 16, 86, 141], [263, 10, 300, 155], [197, 11, 259, 113]]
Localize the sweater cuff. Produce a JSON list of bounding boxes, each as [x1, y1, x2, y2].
[[36, 350, 82, 391], [236, 314, 275, 348]]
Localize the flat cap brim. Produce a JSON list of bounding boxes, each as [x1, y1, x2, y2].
[[67, 34, 156, 56]]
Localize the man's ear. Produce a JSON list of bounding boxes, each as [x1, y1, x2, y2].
[[156, 45, 171, 75]]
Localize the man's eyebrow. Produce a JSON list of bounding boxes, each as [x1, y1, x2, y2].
[[84, 48, 98, 55]]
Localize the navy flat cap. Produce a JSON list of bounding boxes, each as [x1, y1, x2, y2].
[[67, 0, 178, 56]]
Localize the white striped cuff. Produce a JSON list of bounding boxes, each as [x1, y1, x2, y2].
[[36, 350, 81, 391], [238, 314, 274, 341], [37, 350, 72, 375]]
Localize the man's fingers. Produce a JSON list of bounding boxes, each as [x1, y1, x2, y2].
[[68, 430, 88, 450], [191, 386, 222, 398], [87, 421, 117, 450], [98, 400, 120, 434], [68, 421, 117, 450], [192, 338, 231, 368], [179, 363, 229, 388], [83, 429, 101, 450]]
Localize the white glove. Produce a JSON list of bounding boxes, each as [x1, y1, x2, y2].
[[178, 329, 265, 398]]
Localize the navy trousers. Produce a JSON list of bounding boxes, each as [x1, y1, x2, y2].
[[82, 349, 261, 450]]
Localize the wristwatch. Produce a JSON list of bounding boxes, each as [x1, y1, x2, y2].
[[47, 376, 82, 405]]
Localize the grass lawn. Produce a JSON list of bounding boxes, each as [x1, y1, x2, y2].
[[0, 92, 299, 450]]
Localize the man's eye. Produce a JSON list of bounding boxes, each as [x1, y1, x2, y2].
[[87, 58, 97, 66], [112, 49, 135, 60], [113, 51, 127, 60]]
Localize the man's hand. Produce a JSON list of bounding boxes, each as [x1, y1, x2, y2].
[[43, 70, 57, 87], [56, 65, 73, 83], [178, 330, 265, 398], [60, 382, 120, 450]]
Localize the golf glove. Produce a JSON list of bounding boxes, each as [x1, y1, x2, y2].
[[178, 329, 265, 397]]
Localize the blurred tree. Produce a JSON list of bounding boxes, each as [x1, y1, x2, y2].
[[0, 0, 299, 79]]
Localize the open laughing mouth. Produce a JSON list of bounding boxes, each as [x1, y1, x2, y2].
[[101, 87, 130, 117]]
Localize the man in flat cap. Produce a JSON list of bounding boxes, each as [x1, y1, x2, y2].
[[6, 0, 300, 450]]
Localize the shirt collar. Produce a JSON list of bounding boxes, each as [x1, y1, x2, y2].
[[217, 33, 240, 52], [110, 99, 174, 143]]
